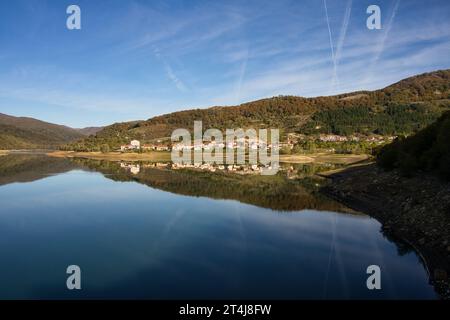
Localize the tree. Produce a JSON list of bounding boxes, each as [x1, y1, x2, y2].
[[100, 144, 110, 153], [280, 146, 291, 155]]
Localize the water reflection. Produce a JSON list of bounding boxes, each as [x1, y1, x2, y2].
[[0, 154, 350, 212], [0, 154, 437, 299]]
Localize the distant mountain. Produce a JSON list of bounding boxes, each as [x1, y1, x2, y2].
[[64, 69, 450, 152], [0, 113, 84, 150], [75, 127, 104, 136]]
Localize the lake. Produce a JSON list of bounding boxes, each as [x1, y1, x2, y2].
[[0, 154, 437, 299]]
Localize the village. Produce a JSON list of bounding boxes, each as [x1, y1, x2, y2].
[[119, 133, 396, 153], [119, 138, 281, 152], [116, 133, 382, 177]]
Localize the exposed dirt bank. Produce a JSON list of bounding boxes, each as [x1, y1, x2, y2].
[[271, 153, 369, 164]]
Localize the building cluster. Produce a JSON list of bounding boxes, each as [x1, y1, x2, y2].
[[142, 144, 170, 151], [119, 133, 396, 154], [120, 140, 170, 152], [120, 138, 286, 153], [173, 139, 283, 152], [290, 134, 396, 144]]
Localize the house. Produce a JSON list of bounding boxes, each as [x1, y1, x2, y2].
[[319, 135, 348, 142], [130, 140, 140, 149], [155, 144, 170, 151], [142, 143, 170, 151], [120, 140, 141, 151], [142, 144, 153, 150]]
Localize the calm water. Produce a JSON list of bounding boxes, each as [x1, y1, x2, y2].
[[0, 154, 437, 299]]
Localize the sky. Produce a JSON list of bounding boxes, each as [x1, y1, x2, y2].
[[0, 0, 449, 128]]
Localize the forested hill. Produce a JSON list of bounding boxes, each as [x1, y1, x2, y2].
[[65, 69, 450, 151], [377, 111, 450, 181], [0, 113, 85, 150]]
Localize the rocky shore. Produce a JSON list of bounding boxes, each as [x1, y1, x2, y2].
[[321, 163, 450, 299]]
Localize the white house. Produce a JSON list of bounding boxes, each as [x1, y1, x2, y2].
[[120, 140, 141, 151], [130, 140, 141, 149]]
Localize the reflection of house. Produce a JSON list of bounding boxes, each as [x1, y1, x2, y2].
[[120, 140, 141, 151], [120, 162, 140, 175]]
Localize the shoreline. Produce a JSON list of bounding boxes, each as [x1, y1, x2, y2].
[[321, 163, 450, 299], [280, 153, 370, 164], [49, 150, 370, 165], [47, 150, 172, 162]]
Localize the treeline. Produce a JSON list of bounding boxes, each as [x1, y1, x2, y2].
[[302, 102, 446, 136], [281, 140, 380, 155], [377, 111, 450, 180]]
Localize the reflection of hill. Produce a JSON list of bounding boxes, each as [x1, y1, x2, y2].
[[72, 158, 353, 212], [0, 154, 79, 186], [0, 155, 354, 212]]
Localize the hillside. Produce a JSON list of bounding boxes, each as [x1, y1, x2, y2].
[[75, 126, 103, 136], [0, 113, 85, 150], [64, 69, 450, 152], [377, 110, 450, 180]]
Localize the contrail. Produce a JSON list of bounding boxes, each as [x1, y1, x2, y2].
[[335, 0, 352, 65], [323, 0, 339, 92], [364, 0, 401, 85], [235, 48, 248, 105], [373, 0, 401, 64], [323, 212, 337, 298]]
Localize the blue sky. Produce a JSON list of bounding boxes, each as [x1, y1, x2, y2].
[[0, 0, 449, 128]]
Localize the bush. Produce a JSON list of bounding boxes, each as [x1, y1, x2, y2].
[[100, 144, 110, 153], [280, 146, 292, 155]]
